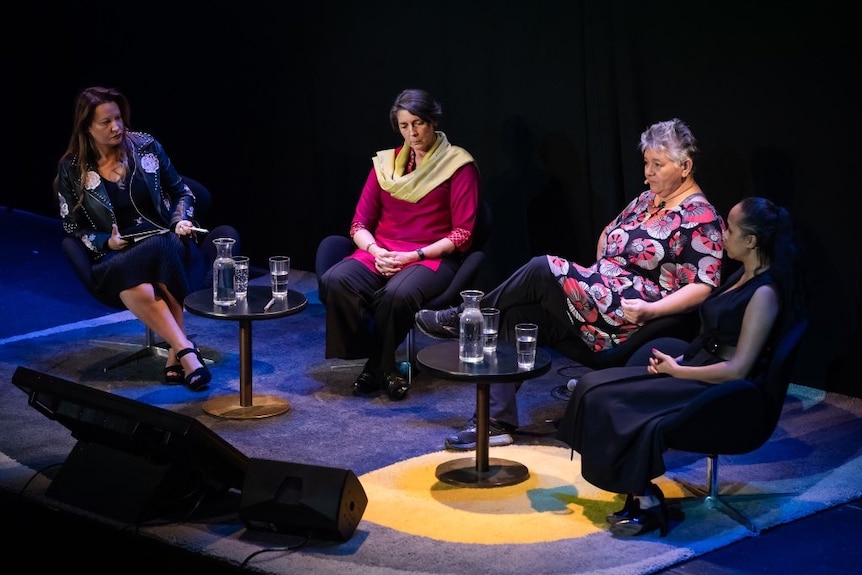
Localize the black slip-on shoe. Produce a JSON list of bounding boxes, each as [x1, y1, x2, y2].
[[352, 365, 382, 396], [383, 373, 410, 401]]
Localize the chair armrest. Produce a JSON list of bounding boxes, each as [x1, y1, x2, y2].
[[425, 251, 486, 309], [61, 236, 98, 292], [315, 236, 354, 279]]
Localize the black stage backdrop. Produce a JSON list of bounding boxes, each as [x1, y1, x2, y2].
[[13, 1, 858, 389]]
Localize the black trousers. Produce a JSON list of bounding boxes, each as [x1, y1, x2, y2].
[[480, 256, 581, 427], [319, 257, 460, 375]]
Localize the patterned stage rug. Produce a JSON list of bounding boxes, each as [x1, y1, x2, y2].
[[6, 384, 859, 575], [360, 444, 620, 544], [1, 293, 860, 575]]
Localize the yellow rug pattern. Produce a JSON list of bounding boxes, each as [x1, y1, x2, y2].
[[359, 444, 681, 545]]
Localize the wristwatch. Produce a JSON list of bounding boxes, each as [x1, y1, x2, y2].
[[416, 248, 426, 261]]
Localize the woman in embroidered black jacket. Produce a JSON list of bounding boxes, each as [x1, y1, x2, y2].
[[56, 86, 238, 391]]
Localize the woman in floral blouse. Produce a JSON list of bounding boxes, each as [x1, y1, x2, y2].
[[416, 118, 727, 450], [56, 86, 238, 391]]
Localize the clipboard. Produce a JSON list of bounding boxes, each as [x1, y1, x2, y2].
[[119, 228, 169, 242]]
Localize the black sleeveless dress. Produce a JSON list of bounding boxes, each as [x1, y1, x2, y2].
[[554, 268, 775, 494]]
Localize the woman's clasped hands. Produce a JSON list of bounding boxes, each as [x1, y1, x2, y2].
[[373, 248, 404, 277], [647, 348, 681, 375]]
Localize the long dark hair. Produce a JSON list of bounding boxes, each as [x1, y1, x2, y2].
[[59, 86, 133, 206], [737, 196, 807, 330]]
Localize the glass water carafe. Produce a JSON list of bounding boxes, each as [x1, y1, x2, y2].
[[212, 237, 236, 306], [459, 290, 485, 363]]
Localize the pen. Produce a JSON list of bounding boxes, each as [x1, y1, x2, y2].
[[190, 226, 209, 233], [263, 298, 276, 312]]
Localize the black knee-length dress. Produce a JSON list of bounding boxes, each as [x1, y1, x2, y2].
[[90, 179, 206, 308], [555, 268, 775, 494]]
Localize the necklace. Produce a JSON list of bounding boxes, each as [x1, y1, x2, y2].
[[652, 181, 697, 211]]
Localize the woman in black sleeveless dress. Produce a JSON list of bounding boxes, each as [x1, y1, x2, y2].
[[556, 197, 805, 537]]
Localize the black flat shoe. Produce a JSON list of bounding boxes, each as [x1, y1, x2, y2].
[[383, 373, 410, 401], [609, 485, 668, 537], [177, 347, 211, 391], [606, 494, 635, 525], [352, 365, 382, 396]]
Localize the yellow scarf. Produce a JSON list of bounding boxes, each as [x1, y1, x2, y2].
[[372, 132, 476, 203]]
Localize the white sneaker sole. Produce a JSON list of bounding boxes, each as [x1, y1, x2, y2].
[[444, 433, 514, 451]]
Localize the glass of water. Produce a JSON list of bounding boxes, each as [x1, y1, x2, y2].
[[481, 307, 500, 353], [515, 323, 538, 369], [269, 256, 290, 298], [233, 256, 249, 299]]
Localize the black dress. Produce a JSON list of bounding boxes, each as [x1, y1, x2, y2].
[[90, 179, 206, 308], [554, 268, 775, 494]]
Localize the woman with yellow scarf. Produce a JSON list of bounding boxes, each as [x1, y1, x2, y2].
[[318, 89, 480, 400]]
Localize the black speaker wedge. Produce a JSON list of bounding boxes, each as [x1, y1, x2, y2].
[[240, 458, 368, 541]]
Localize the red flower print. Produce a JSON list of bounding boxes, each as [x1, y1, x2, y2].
[[565, 279, 599, 323], [668, 231, 689, 257], [605, 275, 633, 293], [605, 229, 628, 256], [602, 306, 626, 327], [697, 255, 723, 286], [588, 282, 613, 312], [581, 324, 611, 351], [678, 200, 717, 224], [647, 212, 681, 240], [627, 238, 665, 271], [691, 224, 725, 257], [548, 255, 570, 275], [598, 257, 626, 277]]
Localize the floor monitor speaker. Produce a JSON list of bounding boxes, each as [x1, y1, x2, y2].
[[239, 458, 368, 541]]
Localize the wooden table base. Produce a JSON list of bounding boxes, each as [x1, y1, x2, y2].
[[202, 394, 291, 419]]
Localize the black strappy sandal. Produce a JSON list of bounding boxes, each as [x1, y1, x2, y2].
[[163, 364, 185, 385], [177, 347, 211, 391]]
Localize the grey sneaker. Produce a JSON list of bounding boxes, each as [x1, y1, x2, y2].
[[414, 306, 461, 339], [444, 418, 514, 451]]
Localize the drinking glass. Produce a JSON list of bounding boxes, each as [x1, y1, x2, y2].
[[515, 323, 538, 369], [481, 307, 500, 353], [269, 256, 290, 298], [233, 256, 249, 299]]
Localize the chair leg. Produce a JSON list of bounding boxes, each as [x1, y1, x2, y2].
[[703, 454, 759, 533], [97, 327, 169, 373], [672, 453, 797, 534], [327, 327, 417, 384], [406, 327, 415, 385], [94, 327, 214, 373]]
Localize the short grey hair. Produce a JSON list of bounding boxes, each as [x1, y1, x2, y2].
[[638, 118, 699, 169]]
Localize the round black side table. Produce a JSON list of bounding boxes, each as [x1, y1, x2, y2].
[[184, 285, 307, 419], [417, 340, 551, 487]]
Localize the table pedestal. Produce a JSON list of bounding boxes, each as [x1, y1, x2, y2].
[[202, 394, 290, 419], [418, 341, 549, 489], [435, 457, 529, 487], [435, 382, 529, 488], [201, 317, 291, 419]]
